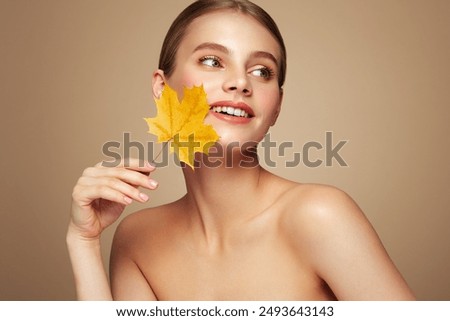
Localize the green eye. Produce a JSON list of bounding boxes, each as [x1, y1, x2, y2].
[[200, 56, 222, 68], [251, 67, 274, 79]]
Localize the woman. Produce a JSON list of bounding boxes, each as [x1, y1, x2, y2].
[[67, 0, 415, 300]]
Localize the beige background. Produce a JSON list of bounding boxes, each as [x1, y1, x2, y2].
[[1, 0, 449, 300]]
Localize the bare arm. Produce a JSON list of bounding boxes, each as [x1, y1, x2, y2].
[[66, 226, 112, 300], [67, 159, 157, 300], [292, 186, 415, 300]]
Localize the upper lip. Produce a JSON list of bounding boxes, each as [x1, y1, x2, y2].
[[209, 101, 254, 117]]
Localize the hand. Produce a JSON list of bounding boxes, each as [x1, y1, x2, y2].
[[69, 159, 158, 241]]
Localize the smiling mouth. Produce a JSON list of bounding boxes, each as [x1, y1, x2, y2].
[[210, 106, 253, 118]]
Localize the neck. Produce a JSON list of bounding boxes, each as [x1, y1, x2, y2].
[[180, 150, 270, 248]]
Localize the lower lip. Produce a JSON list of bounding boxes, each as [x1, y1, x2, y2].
[[209, 110, 252, 124]]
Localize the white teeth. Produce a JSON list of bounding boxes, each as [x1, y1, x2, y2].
[[211, 106, 250, 118]]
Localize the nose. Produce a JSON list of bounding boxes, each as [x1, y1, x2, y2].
[[222, 69, 252, 96]]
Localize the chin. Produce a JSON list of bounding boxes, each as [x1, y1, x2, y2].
[[214, 133, 260, 150], [206, 119, 268, 149]]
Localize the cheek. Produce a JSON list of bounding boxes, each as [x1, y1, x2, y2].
[[178, 64, 211, 88], [255, 88, 281, 117], [170, 71, 218, 101], [180, 74, 201, 88], [166, 66, 203, 98], [181, 74, 222, 104]]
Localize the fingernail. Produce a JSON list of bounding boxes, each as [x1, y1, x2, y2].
[[146, 161, 155, 169], [124, 196, 133, 204], [149, 179, 159, 188], [139, 193, 149, 202]]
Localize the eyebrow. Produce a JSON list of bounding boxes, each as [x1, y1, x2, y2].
[[193, 42, 279, 66], [193, 42, 229, 55], [251, 51, 278, 67]]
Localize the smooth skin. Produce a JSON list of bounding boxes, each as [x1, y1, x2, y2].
[[67, 10, 415, 300]]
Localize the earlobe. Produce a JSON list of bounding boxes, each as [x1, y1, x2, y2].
[[152, 70, 166, 99]]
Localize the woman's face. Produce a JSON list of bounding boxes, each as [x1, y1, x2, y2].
[[158, 10, 283, 147]]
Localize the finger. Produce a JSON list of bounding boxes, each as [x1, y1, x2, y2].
[[83, 165, 158, 190], [78, 176, 151, 203], [73, 183, 133, 207], [99, 177, 150, 203], [100, 167, 159, 190]]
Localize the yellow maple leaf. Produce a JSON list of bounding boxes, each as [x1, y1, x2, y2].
[[144, 84, 219, 169]]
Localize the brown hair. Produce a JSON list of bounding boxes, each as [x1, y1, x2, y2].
[[158, 0, 287, 88]]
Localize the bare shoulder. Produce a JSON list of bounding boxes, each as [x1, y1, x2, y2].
[[279, 183, 374, 261], [279, 182, 363, 229], [112, 200, 183, 252], [263, 173, 363, 233], [278, 183, 369, 252], [278, 183, 415, 300], [109, 200, 185, 300]]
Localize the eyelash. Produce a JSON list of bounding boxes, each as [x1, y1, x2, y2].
[[198, 55, 275, 80], [251, 67, 275, 80], [199, 55, 222, 68]]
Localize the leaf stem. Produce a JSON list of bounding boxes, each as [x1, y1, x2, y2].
[[151, 139, 171, 164]]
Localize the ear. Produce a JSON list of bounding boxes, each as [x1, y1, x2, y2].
[[270, 89, 283, 126], [152, 69, 166, 99]]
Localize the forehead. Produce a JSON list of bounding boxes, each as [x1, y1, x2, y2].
[[179, 10, 281, 60]]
